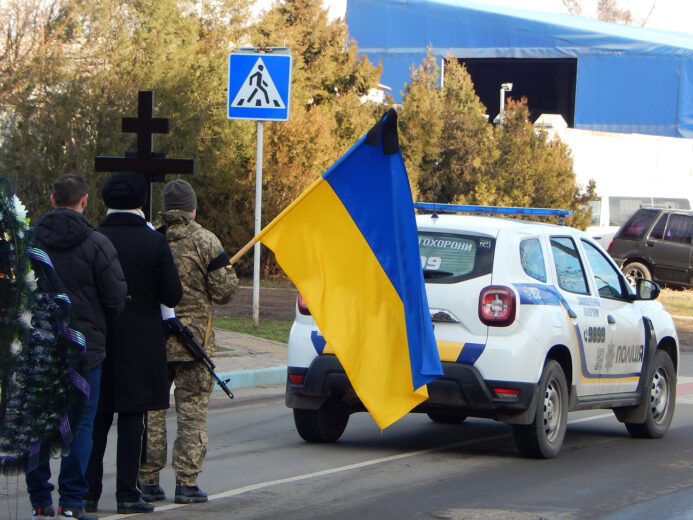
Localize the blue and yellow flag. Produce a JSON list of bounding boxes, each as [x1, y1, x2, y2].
[[256, 109, 442, 429]]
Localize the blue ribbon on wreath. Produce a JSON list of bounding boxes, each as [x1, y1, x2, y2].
[[0, 180, 90, 474]]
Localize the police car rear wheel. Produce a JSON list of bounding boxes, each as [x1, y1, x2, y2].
[[625, 350, 675, 439], [293, 400, 349, 443], [512, 360, 568, 459]]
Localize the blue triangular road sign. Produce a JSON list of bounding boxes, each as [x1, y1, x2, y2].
[[231, 57, 285, 109], [228, 51, 292, 121]]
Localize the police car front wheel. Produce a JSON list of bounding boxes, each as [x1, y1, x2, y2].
[[625, 350, 676, 439]]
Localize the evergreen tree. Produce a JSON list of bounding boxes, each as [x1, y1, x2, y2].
[[0, 0, 384, 277], [399, 52, 594, 228], [419, 56, 496, 204], [492, 99, 595, 228], [398, 48, 443, 200], [0, 0, 255, 262], [252, 0, 382, 223]]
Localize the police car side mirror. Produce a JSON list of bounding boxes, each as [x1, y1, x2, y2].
[[634, 278, 660, 301]]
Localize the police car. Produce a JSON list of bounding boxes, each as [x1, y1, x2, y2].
[[285, 204, 679, 458]]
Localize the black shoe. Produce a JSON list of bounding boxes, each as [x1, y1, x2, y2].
[[32, 505, 55, 518], [116, 499, 154, 514], [56, 506, 97, 520], [82, 500, 97, 514], [140, 483, 166, 502], [174, 485, 208, 504]]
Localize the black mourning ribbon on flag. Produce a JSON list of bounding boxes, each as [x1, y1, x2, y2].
[[365, 108, 400, 155]]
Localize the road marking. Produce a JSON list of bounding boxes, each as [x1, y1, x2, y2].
[[99, 413, 625, 519], [100, 432, 510, 519], [101, 382, 693, 519], [569, 412, 613, 424]]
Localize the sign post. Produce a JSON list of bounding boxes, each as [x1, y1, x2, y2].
[[228, 48, 292, 329]]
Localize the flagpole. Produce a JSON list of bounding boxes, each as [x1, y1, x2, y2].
[[229, 237, 257, 266]]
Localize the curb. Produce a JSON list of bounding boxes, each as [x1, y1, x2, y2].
[[216, 366, 287, 390]]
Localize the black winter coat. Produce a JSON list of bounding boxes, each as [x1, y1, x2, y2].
[[33, 208, 127, 368], [97, 212, 182, 413]]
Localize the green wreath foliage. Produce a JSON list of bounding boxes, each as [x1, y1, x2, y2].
[[0, 178, 88, 474]]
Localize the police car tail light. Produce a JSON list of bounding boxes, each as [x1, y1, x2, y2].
[[288, 367, 307, 385], [297, 293, 311, 316], [492, 387, 520, 400], [478, 286, 516, 326], [288, 373, 304, 384]]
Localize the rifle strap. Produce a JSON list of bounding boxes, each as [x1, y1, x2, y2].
[[204, 313, 213, 351]]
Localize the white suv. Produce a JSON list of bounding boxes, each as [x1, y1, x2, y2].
[[285, 204, 679, 458]]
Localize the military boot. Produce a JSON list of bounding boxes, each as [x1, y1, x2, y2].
[[174, 485, 208, 504], [139, 482, 166, 502]]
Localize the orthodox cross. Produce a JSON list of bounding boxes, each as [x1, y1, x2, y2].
[[95, 90, 195, 220]]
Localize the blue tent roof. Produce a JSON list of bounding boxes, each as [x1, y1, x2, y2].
[[346, 0, 693, 137]]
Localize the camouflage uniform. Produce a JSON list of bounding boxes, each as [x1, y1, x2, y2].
[[139, 210, 238, 487]]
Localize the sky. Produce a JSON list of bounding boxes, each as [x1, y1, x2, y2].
[[254, 0, 693, 36]]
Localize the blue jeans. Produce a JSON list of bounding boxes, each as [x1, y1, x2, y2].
[[26, 363, 102, 509]]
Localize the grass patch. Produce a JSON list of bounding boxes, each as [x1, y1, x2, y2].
[[213, 315, 292, 343], [213, 286, 693, 341], [658, 288, 693, 317]]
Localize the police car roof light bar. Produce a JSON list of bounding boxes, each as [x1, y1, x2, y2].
[[414, 202, 573, 225]]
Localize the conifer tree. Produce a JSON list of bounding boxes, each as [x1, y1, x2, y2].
[[419, 56, 496, 204], [399, 52, 594, 228], [398, 49, 443, 200], [492, 99, 594, 228], [0, 0, 384, 276], [251, 0, 382, 224]]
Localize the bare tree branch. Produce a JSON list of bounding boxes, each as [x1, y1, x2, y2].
[[562, 0, 584, 16]]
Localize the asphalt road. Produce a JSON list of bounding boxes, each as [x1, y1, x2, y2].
[[3, 353, 687, 520]]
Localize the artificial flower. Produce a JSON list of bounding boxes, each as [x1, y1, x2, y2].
[[10, 339, 21, 355], [25, 270, 37, 291], [12, 194, 27, 223], [19, 310, 33, 329]]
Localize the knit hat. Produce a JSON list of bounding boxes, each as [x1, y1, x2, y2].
[[101, 171, 148, 209], [162, 179, 197, 212]]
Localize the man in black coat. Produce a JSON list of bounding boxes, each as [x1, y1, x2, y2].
[[83, 171, 182, 515], [26, 174, 127, 520]]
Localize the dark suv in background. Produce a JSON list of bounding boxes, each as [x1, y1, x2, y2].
[[608, 208, 693, 287]]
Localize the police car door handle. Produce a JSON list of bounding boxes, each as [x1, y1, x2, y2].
[[568, 309, 578, 319], [607, 314, 616, 324]]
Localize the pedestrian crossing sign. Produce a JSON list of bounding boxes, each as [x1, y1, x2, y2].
[[227, 49, 292, 121]]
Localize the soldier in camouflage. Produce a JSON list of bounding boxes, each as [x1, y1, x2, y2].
[[138, 179, 238, 505]]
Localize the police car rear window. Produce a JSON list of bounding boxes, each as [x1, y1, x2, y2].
[[418, 232, 495, 283]]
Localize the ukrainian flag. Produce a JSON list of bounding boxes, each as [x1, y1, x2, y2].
[[256, 109, 442, 429]]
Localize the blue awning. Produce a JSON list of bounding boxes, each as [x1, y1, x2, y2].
[[347, 0, 693, 137]]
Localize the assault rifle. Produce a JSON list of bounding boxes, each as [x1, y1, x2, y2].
[[163, 317, 234, 399]]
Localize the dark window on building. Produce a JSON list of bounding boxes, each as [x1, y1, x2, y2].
[[456, 58, 577, 127]]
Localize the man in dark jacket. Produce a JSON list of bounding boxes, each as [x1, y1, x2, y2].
[[26, 174, 127, 520], [83, 171, 182, 515]]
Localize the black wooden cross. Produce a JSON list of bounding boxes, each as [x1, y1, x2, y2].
[[95, 90, 195, 220]]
